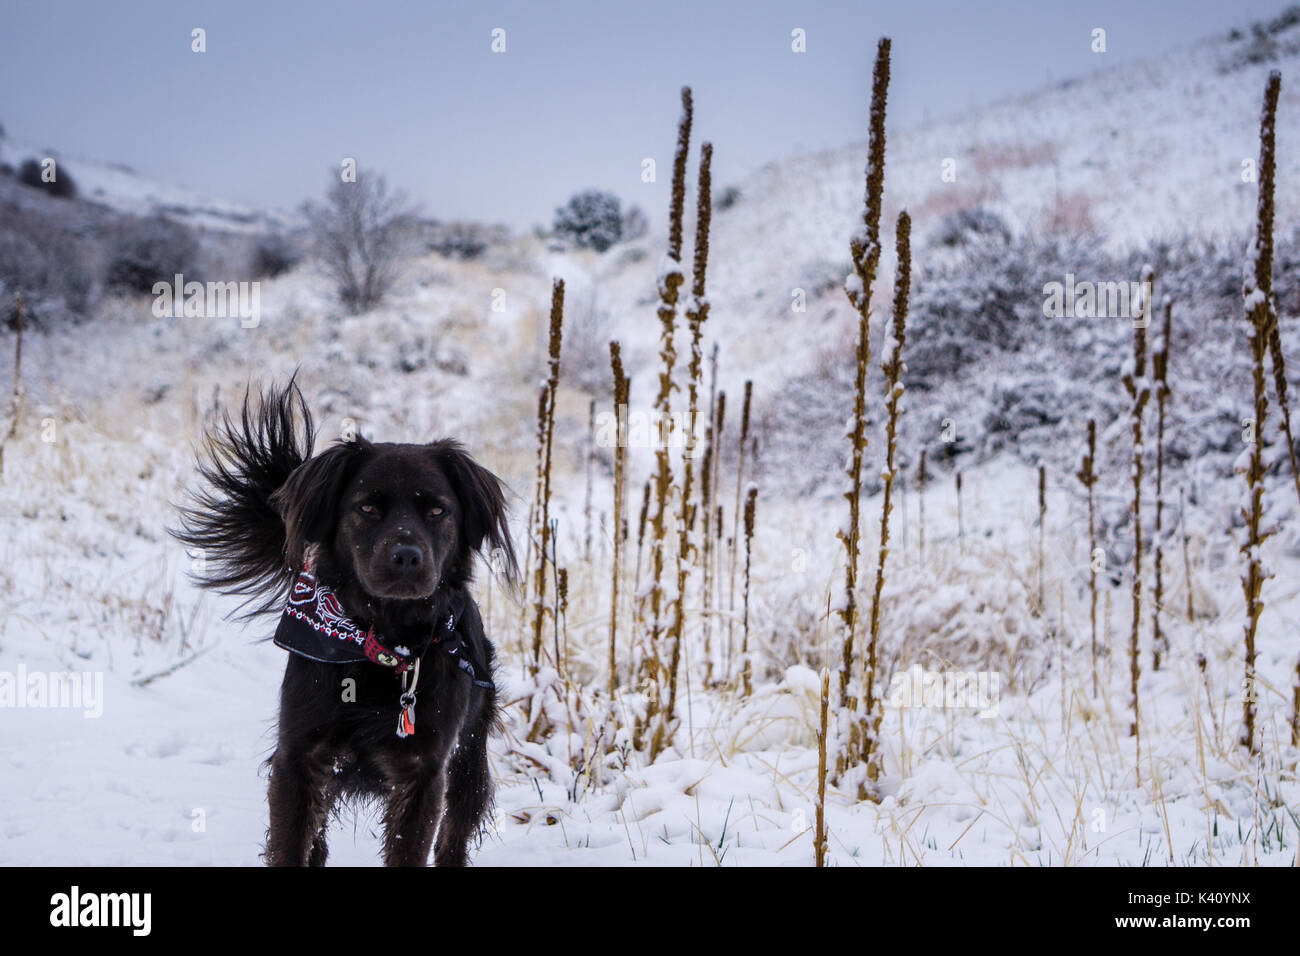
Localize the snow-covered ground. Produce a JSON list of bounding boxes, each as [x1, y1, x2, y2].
[[2, 13, 1299, 866]]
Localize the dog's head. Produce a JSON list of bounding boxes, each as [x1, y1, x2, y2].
[[271, 437, 518, 601]]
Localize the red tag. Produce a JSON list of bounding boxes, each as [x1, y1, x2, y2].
[[397, 704, 415, 738]]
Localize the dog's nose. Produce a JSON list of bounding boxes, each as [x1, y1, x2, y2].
[[390, 545, 423, 571]]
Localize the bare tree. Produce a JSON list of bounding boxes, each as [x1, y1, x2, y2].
[[303, 172, 417, 312]]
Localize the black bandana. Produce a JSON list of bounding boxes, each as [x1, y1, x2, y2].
[[273, 569, 461, 674], [272, 568, 491, 738]]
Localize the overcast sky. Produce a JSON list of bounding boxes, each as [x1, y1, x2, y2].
[[0, 0, 1290, 229]]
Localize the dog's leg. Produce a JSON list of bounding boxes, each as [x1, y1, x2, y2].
[[307, 819, 330, 866], [265, 748, 333, 866], [381, 766, 444, 866], [433, 726, 492, 867]]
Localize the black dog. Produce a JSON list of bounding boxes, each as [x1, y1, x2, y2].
[[174, 380, 517, 866]]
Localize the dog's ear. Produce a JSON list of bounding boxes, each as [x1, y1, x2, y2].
[[271, 440, 367, 570], [430, 440, 519, 585]]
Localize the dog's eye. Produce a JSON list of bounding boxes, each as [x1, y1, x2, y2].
[[358, 503, 380, 517], [429, 506, 445, 518]]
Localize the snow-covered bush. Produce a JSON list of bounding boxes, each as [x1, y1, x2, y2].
[[552, 189, 623, 252], [421, 220, 508, 261], [907, 232, 1105, 385], [0, 207, 100, 324], [105, 215, 201, 293], [929, 207, 1011, 249], [251, 231, 301, 278], [17, 157, 78, 199]]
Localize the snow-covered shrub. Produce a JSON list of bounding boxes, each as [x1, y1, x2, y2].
[[105, 215, 201, 293], [715, 185, 741, 210], [422, 220, 507, 261], [251, 231, 301, 278], [907, 232, 1105, 385], [0, 207, 100, 324], [553, 190, 623, 252], [930, 207, 1011, 249], [799, 258, 854, 299], [17, 157, 77, 199]]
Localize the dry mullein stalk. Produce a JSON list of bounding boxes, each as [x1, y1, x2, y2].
[[557, 562, 569, 678], [815, 595, 832, 868], [634, 478, 650, 591], [1152, 299, 1172, 671], [861, 209, 911, 785], [1254, 75, 1300, 512], [1037, 465, 1047, 614], [837, 37, 891, 768], [638, 87, 693, 746], [1104, 588, 1114, 690], [529, 279, 565, 676], [584, 399, 596, 564], [1291, 653, 1300, 747], [956, 470, 964, 549], [1239, 71, 1281, 755], [0, 292, 25, 479], [707, 393, 726, 678], [1076, 419, 1100, 697], [520, 386, 547, 638], [1181, 488, 1195, 623], [1122, 266, 1153, 775], [716, 503, 726, 672], [608, 341, 630, 696], [654, 141, 713, 758], [726, 379, 753, 670], [917, 448, 927, 565], [700, 423, 715, 684], [740, 484, 758, 698]]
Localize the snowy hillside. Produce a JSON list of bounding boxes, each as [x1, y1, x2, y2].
[[2, 138, 294, 235]]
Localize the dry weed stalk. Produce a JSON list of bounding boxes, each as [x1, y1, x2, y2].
[[0, 293, 24, 479], [1239, 71, 1282, 755], [584, 399, 596, 563], [634, 479, 651, 591], [861, 209, 911, 786], [608, 342, 630, 696], [1076, 419, 1099, 697], [836, 36, 891, 772], [700, 407, 717, 683], [652, 141, 713, 758], [638, 87, 693, 747], [917, 449, 927, 564], [1181, 487, 1195, 623], [1037, 464, 1047, 613], [815, 596, 832, 868], [1152, 299, 1172, 670], [726, 379, 753, 671], [1122, 266, 1153, 777], [956, 470, 964, 549], [529, 280, 566, 676], [740, 484, 757, 698]]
